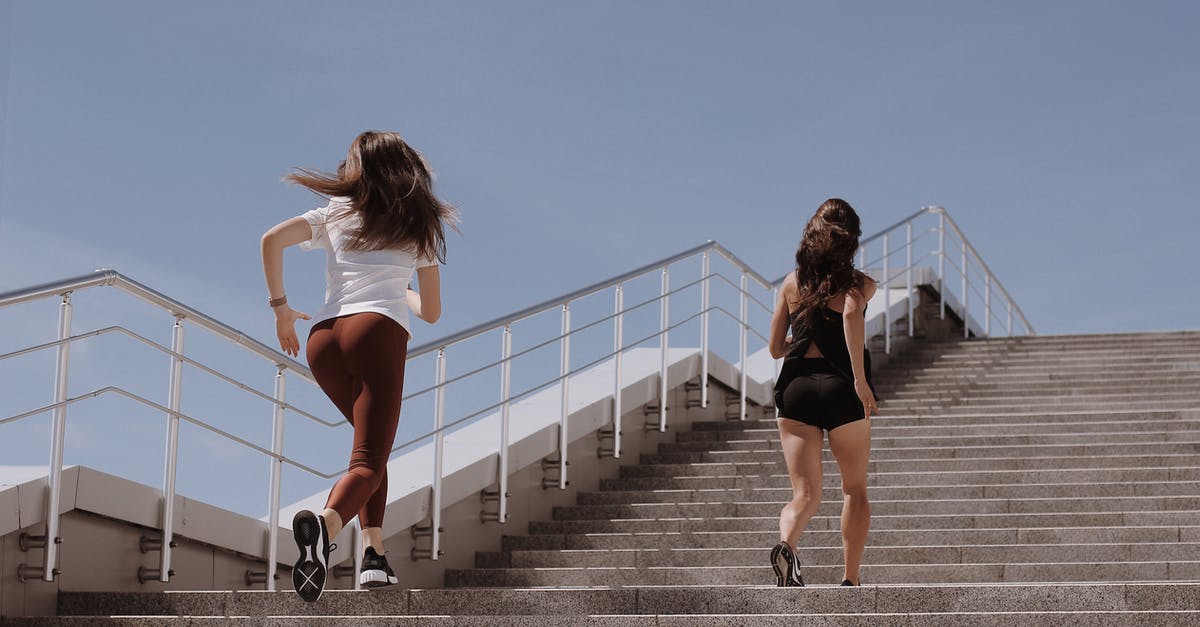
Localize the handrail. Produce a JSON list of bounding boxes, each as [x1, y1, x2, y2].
[[937, 209, 1034, 333], [0, 270, 316, 381], [408, 240, 773, 356], [0, 325, 340, 427]]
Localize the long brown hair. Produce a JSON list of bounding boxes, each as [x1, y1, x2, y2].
[[285, 131, 459, 262], [792, 198, 869, 325]]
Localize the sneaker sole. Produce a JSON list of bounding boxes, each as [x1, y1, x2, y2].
[[292, 510, 326, 602], [360, 569, 398, 588]]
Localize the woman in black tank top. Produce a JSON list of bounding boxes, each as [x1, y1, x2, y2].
[[766, 198, 878, 587]]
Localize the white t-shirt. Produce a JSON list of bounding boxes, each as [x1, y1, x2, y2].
[[299, 197, 438, 337]]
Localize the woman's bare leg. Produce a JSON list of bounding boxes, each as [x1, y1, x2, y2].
[[827, 418, 871, 584], [777, 419, 825, 548]]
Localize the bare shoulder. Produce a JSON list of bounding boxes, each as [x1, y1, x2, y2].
[[858, 275, 878, 299]]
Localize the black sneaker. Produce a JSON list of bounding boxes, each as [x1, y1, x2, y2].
[[292, 510, 336, 602], [769, 541, 804, 587], [359, 546, 398, 588]]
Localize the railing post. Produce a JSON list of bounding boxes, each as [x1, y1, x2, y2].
[[612, 287, 623, 458], [938, 211, 946, 320], [906, 222, 914, 337], [738, 272, 748, 421], [431, 348, 447, 556], [42, 292, 73, 581], [351, 519, 363, 590], [985, 274, 992, 337], [498, 325, 512, 520], [658, 269, 669, 432], [1007, 301, 1014, 337], [858, 247, 866, 270], [265, 366, 285, 590], [159, 316, 185, 583], [961, 239, 969, 339], [883, 232, 891, 354], [559, 304, 571, 488], [700, 251, 710, 409], [772, 286, 781, 383]]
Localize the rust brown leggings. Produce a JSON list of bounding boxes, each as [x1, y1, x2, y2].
[[306, 312, 408, 529]]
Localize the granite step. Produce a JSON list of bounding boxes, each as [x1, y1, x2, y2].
[[582, 480, 1200, 505], [648, 444, 1200, 463], [11, 613, 1200, 626], [603, 467, 1200, 491], [616, 455, 1200, 479], [528, 511, 1200, 535], [666, 430, 1200, 451], [644, 442, 1200, 464], [675, 420, 1200, 443], [482, 542, 1200, 569], [552, 496, 1200, 521], [444, 560, 1200, 586], [44, 583, 1200, 618], [684, 409, 1200, 431], [502, 525, 1200, 551]]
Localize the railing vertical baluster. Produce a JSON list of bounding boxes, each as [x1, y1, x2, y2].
[[612, 287, 623, 458], [1007, 301, 1014, 337], [906, 223, 914, 337], [738, 272, 748, 421], [985, 274, 992, 337], [559, 304, 571, 488], [431, 349, 447, 557], [265, 366, 285, 590], [499, 325, 512, 520], [938, 211, 946, 320], [858, 247, 866, 270], [42, 292, 73, 581], [352, 519, 363, 590], [159, 316, 184, 583], [659, 269, 669, 432], [772, 286, 781, 383], [962, 238, 969, 339], [883, 233, 891, 354], [700, 251, 709, 409]]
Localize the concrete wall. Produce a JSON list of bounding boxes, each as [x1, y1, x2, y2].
[[0, 375, 768, 618]]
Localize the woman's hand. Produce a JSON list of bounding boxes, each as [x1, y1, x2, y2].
[[854, 378, 878, 419], [273, 305, 311, 357]]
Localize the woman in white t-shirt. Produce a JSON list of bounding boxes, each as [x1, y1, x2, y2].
[[260, 131, 458, 601]]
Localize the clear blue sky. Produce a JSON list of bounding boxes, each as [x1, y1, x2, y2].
[[2, 1, 1197, 337], [1, 2, 1198, 514]]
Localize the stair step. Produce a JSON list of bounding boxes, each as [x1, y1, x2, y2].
[[618, 456, 1200, 479], [553, 496, 1200, 521], [46, 583, 1200, 619], [504, 525, 1199, 551], [583, 481, 1200, 504], [445, 561, 1200, 586], [666, 430, 1200, 451], [647, 442, 1200, 464], [488, 542, 1200, 568], [529, 510, 1200, 534]]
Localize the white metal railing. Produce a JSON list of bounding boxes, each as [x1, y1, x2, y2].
[[0, 205, 1030, 589], [772, 206, 1034, 349]]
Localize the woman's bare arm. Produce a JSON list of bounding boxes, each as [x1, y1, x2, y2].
[[768, 275, 795, 359], [408, 265, 442, 323], [260, 217, 313, 357], [843, 278, 878, 417]]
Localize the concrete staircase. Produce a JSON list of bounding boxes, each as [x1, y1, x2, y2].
[[13, 331, 1200, 624]]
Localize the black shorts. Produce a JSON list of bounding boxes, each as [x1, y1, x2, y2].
[[776, 358, 866, 432]]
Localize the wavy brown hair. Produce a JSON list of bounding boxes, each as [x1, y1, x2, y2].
[[792, 198, 870, 325], [285, 131, 459, 262]]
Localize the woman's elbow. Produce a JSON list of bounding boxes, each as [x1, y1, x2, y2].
[[423, 306, 442, 324]]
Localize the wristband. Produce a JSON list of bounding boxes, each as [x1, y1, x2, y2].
[[268, 295, 288, 308]]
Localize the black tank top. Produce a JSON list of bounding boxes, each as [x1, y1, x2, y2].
[[775, 306, 875, 394]]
